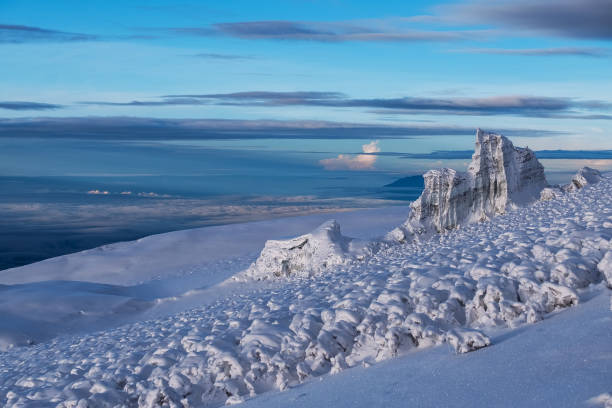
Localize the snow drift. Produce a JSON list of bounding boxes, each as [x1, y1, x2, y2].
[[390, 129, 548, 242]]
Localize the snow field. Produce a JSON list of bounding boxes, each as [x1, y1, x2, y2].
[[1, 174, 611, 407]]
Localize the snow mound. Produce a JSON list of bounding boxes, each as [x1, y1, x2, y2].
[[390, 129, 547, 242], [564, 166, 602, 192], [243, 220, 360, 280]]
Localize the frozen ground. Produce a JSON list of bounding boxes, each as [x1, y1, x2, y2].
[[0, 175, 611, 407]]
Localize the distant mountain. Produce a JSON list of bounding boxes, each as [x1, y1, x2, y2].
[[384, 175, 424, 188]]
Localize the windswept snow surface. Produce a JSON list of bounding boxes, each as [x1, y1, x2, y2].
[[240, 289, 612, 408], [0, 208, 409, 351], [1, 173, 611, 407]]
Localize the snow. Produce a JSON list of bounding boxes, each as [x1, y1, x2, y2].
[[0, 171, 610, 407], [241, 220, 363, 280], [390, 129, 548, 242], [565, 166, 603, 192], [0, 133, 610, 407], [240, 288, 612, 408], [0, 208, 409, 351]]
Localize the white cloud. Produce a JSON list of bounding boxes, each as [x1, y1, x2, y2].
[[319, 140, 380, 170]]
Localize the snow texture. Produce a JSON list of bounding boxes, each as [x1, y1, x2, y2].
[[390, 129, 548, 242], [1, 170, 610, 407]]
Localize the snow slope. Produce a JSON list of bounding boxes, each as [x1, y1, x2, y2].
[[0, 207, 409, 351], [0, 173, 610, 407]]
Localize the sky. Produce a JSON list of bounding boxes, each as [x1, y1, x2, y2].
[[1, 0, 611, 149]]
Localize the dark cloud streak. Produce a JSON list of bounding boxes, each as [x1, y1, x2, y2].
[[442, 0, 612, 40], [0, 101, 63, 111], [0, 24, 97, 43], [84, 91, 611, 120], [170, 20, 480, 42], [456, 47, 611, 58], [0, 117, 564, 140]]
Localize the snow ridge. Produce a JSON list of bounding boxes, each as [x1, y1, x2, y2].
[[1, 174, 610, 408], [390, 129, 548, 242]]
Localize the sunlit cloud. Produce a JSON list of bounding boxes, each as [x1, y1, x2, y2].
[[87, 189, 110, 195], [320, 140, 381, 170]]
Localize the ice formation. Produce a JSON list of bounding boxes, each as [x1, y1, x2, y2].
[[564, 166, 602, 192], [1, 171, 610, 408], [390, 129, 548, 242], [243, 220, 360, 280]]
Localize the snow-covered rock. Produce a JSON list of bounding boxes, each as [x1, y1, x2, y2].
[[244, 220, 359, 280], [564, 166, 602, 192], [540, 187, 564, 201], [390, 129, 547, 241]]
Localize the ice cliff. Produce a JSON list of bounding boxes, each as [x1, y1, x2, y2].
[[244, 220, 360, 280], [390, 129, 548, 242]]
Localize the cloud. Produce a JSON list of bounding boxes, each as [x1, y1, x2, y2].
[[0, 24, 97, 43], [168, 20, 486, 43], [87, 91, 612, 119], [0, 101, 63, 111], [455, 47, 612, 58], [190, 53, 256, 60], [0, 117, 564, 140], [320, 140, 381, 170], [395, 149, 612, 160], [439, 0, 612, 40]]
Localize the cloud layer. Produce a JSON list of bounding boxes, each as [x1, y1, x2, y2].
[[0, 24, 97, 43], [82, 92, 612, 120], [0, 101, 63, 111], [456, 47, 611, 58], [171, 20, 475, 43], [0, 117, 564, 140], [442, 0, 612, 40]]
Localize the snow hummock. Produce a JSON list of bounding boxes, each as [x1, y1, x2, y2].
[[242, 220, 365, 280], [390, 129, 548, 242], [564, 166, 603, 192]]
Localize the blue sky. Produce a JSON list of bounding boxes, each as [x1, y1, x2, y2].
[[1, 0, 611, 148]]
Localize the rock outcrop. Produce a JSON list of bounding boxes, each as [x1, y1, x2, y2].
[[563, 166, 602, 192], [390, 129, 548, 242], [244, 220, 359, 280]]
